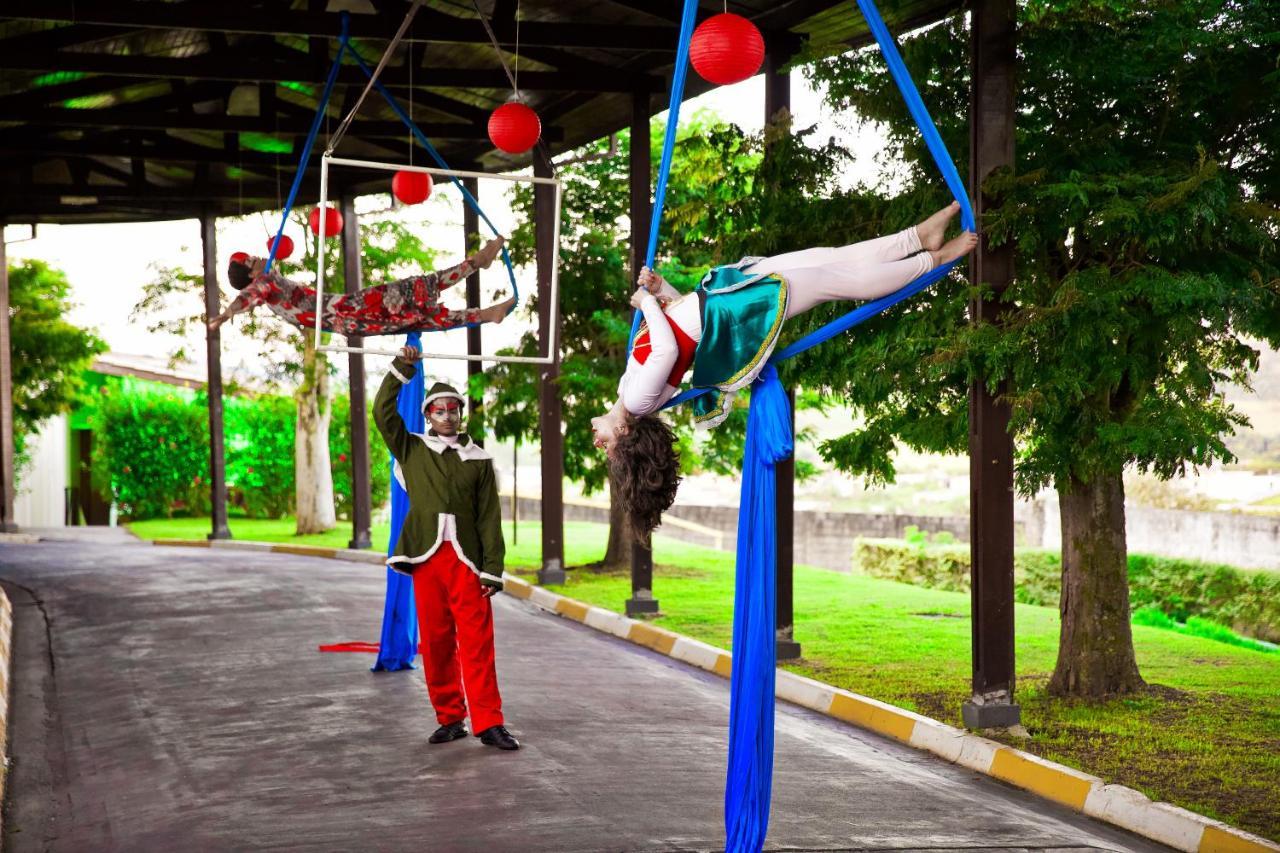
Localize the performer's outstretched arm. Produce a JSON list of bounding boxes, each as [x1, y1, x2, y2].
[[373, 345, 421, 463]]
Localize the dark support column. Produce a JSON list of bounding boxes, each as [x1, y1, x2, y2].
[[340, 193, 372, 550], [0, 223, 16, 531], [766, 42, 801, 659], [463, 176, 483, 424], [200, 210, 231, 540], [963, 0, 1020, 730], [534, 151, 565, 585], [626, 88, 660, 617]]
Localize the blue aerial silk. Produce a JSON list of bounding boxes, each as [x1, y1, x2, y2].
[[372, 332, 423, 672], [630, 0, 976, 848], [724, 366, 791, 850]]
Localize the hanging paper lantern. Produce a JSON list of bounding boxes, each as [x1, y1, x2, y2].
[[487, 101, 541, 154], [308, 205, 343, 237], [392, 170, 433, 205], [267, 234, 294, 260], [689, 13, 765, 86]]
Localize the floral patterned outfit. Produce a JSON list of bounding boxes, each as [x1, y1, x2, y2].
[[227, 256, 481, 336]]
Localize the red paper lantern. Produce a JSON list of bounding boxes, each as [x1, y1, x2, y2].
[[392, 170, 433, 205], [689, 13, 764, 86], [487, 102, 541, 154], [309, 205, 343, 237], [267, 234, 294, 260]]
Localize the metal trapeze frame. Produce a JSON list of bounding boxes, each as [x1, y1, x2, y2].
[[312, 153, 563, 365]]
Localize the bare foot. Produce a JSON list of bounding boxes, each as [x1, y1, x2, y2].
[[478, 296, 516, 324], [916, 201, 961, 251], [930, 230, 979, 267], [470, 235, 506, 271]]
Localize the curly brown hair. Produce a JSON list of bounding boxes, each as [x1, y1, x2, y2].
[[609, 414, 682, 543]]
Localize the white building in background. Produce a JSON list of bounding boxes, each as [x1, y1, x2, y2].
[[15, 413, 68, 527]]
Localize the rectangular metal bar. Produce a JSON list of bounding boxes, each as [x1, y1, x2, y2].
[[201, 210, 232, 540], [314, 152, 562, 366], [325, 156, 561, 186]]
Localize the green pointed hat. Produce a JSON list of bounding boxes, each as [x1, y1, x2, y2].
[[422, 381, 465, 414]]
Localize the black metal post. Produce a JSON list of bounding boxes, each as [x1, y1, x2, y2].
[[625, 88, 660, 617], [535, 150, 566, 585], [0, 222, 16, 531], [962, 0, 1020, 730], [463, 175, 484, 426], [340, 193, 372, 550], [766, 41, 801, 659], [200, 210, 231, 540]]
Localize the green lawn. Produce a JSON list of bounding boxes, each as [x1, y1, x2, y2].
[[131, 516, 1280, 841]]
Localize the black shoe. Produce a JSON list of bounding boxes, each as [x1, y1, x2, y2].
[[478, 725, 520, 750], [428, 720, 469, 744]]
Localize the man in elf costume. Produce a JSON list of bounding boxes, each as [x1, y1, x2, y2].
[[373, 343, 519, 751]]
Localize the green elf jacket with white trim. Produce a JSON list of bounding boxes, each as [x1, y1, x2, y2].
[[373, 357, 505, 590]]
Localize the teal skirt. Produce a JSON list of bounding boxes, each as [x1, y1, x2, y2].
[[688, 263, 790, 429]]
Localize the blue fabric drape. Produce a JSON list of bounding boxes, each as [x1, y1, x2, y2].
[[373, 332, 423, 671], [724, 366, 792, 851]]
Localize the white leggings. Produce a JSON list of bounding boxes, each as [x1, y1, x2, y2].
[[745, 227, 934, 320]]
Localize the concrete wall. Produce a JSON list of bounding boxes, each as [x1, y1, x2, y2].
[[507, 493, 1280, 572], [15, 414, 67, 528], [503, 494, 971, 572], [1022, 496, 1280, 571]]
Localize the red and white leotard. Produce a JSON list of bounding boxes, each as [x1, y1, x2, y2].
[[618, 293, 702, 416]]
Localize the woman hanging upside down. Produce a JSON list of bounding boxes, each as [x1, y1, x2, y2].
[[593, 202, 978, 538], [207, 235, 515, 335]]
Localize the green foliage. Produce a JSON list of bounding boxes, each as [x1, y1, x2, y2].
[[330, 395, 392, 522], [224, 392, 295, 518], [853, 537, 1280, 643], [1132, 607, 1274, 654], [91, 384, 209, 519], [802, 0, 1280, 493], [7, 259, 107, 475]]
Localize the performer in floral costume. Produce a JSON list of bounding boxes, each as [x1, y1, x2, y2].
[[208, 236, 513, 335]]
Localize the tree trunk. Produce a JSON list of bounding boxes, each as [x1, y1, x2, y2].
[[1048, 471, 1145, 697], [601, 479, 630, 570], [295, 337, 336, 535]]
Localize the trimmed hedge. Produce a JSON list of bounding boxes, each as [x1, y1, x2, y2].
[[93, 382, 390, 522], [851, 537, 1280, 643]]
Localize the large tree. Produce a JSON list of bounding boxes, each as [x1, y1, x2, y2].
[[8, 259, 108, 477], [136, 210, 437, 534], [804, 0, 1280, 696]]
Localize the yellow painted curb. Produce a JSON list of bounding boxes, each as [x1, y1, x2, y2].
[[828, 692, 917, 743], [627, 621, 678, 655], [555, 599, 590, 622], [713, 654, 733, 678], [156, 539, 210, 548], [1200, 825, 1277, 853], [990, 748, 1094, 810], [503, 577, 533, 600]]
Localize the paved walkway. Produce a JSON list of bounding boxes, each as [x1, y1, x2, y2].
[[0, 539, 1171, 852]]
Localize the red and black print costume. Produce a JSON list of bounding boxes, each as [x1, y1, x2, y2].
[[227, 256, 480, 336]]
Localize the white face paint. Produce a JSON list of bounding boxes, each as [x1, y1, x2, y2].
[[427, 397, 463, 436]]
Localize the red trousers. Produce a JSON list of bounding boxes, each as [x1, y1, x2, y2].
[[411, 543, 504, 734]]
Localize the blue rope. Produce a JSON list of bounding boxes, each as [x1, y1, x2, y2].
[[345, 43, 520, 313], [627, 0, 700, 352], [264, 15, 350, 274]]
